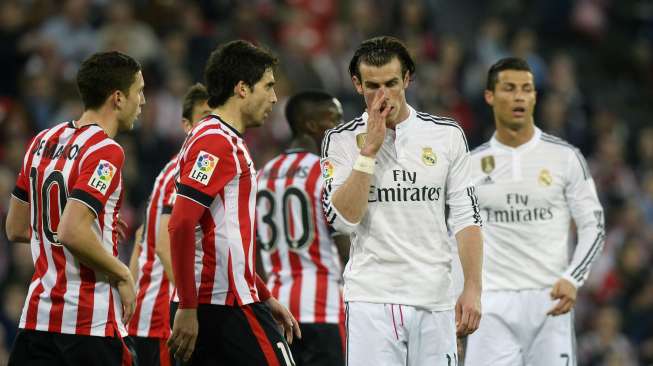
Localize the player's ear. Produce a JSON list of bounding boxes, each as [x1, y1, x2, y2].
[[234, 81, 249, 99], [352, 76, 364, 95], [484, 89, 494, 106], [403, 71, 411, 89], [111, 90, 124, 110], [181, 118, 192, 133]]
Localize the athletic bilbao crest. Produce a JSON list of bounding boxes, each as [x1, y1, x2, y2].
[[538, 169, 553, 186], [88, 160, 116, 195], [190, 151, 218, 185], [421, 147, 436, 166], [356, 133, 367, 149], [481, 155, 495, 174]]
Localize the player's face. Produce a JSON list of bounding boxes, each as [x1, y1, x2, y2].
[[312, 99, 343, 140], [182, 100, 212, 133], [485, 70, 536, 130], [354, 57, 410, 126], [118, 71, 145, 132], [243, 68, 277, 128]]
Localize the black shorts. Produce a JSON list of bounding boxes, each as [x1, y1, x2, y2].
[[8, 329, 136, 366], [131, 336, 172, 366], [289, 323, 344, 366], [189, 302, 295, 366]]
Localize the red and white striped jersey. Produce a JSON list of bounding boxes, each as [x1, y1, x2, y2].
[[256, 150, 344, 324], [12, 121, 127, 337], [174, 115, 260, 306], [128, 156, 178, 338]]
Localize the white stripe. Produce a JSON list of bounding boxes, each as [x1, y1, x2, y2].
[[77, 135, 120, 172]]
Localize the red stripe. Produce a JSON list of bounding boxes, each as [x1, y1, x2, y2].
[[198, 212, 217, 304], [338, 293, 346, 355], [226, 250, 243, 305], [304, 161, 329, 322], [285, 153, 306, 319], [234, 139, 256, 301], [242, 305, 280, 366], [76, 265, 95, 335], [149, 276, 171, 338], [399, 305, 404, 326], [265, 155, 287, 299], [159, 338, 172, 366], [107, 182, 124, 336], [120, 336, 133, 366]]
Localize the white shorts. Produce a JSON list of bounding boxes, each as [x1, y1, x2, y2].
[[465, 289, 576, 366], [346, 302, 458, 366]]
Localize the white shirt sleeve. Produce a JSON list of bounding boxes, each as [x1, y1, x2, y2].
[[320, 130, 359, 234], [445, 127, 482, 234], [562, 148, 605, 288]]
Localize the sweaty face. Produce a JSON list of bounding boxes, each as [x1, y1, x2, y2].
[[354, 57, 410, 126], [243, 68, 277, 128], [118, 71, 145, 132], [485, 70, 536, 130]]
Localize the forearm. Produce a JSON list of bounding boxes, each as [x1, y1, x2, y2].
[[455, 225, 483, 290], [331, 170, 373, 224], [61, 226, 129, 283], [128, 241, 140, 281], [6, 197, 31, 243], [155, 215, 175, 285], [333, 235, 350, 271]]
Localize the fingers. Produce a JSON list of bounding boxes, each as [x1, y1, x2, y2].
[[117, 217, 128, 242], [457, 306, 472, 337], [547, 297, 574, 316], [122, 299, 134, 324], [168, 327, 197, 362], [292, 315, 302, 340]]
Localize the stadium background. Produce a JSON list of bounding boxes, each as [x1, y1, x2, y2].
[[0, 0, 651, 364]]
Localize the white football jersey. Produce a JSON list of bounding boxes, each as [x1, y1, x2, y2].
[[470, 127, 604, 291], [321, 105, 481, 311]]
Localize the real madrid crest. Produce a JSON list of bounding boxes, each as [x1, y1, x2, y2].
[[422, 147, 436, 166], [538, 169, 552, 186], [481, 156, 495, 174], [356, 133, 367, 149]]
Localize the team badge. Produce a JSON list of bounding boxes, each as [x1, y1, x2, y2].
[[356, 133, 367, 149], [538, 169, 553, 186], [421, 147, 437, 166], [190, 151, 218, 185], [322, 160, 334, 180], [88, 160, 116, 195], [481, 156, 495, 174]]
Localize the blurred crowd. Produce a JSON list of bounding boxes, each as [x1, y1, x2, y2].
[[0, 0, 652, 365]]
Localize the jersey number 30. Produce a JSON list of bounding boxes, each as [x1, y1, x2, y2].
[[256, 187, 314, 252]]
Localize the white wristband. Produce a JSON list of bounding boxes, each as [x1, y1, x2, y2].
[[353, 155, 375, 175]]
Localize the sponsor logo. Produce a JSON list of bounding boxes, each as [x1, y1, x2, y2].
[[356, 133, 367, 149], [538, 169, 552, 186], [481, 155, 495, 174], [88, 160, 116, 195], [190, 151, 218, 185], [322, 160, 334, 180], [422, 147, 436, 166]]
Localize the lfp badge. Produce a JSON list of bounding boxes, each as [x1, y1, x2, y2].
[[190, 151, 218, 185], [322, 160, 334, 180], [88, 160, 116, 195]]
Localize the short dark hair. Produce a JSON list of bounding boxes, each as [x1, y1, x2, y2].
[[486, 57, 532, 91], [182, 83, 209, 120], [204, 40, 278, 108], [349, 36, 416, 81], [76, 51, 141, 110], [285, 90, 336, 136]]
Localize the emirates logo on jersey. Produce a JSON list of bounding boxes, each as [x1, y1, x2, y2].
[[190, 151, 218, 185], [88, 160, 116, 195]]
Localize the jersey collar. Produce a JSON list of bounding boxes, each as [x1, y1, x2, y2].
[[490, 126, 542, 153]]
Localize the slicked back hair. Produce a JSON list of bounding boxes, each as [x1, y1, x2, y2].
[[76, 51, 141, 110], [486, 57, 532, 91], [285, 90, 336, 136], [182, 83, 209, 120], [349, 36, 416, 82], [204, 40, 278, 108]]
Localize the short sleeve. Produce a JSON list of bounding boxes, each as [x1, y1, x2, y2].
[[161, 177, 177, 214], [70, 142, 124, 217], [12, 134, 43, 203], [176, 134, 238, 208]]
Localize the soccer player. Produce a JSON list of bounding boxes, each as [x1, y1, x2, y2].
[[257, 91, 349, 366], [167, 40, 301, 365], [5, 51, 145, 365], [464, 57, 605, 366], [321, 36, 483, 366], [127, 83, 211, 366]]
